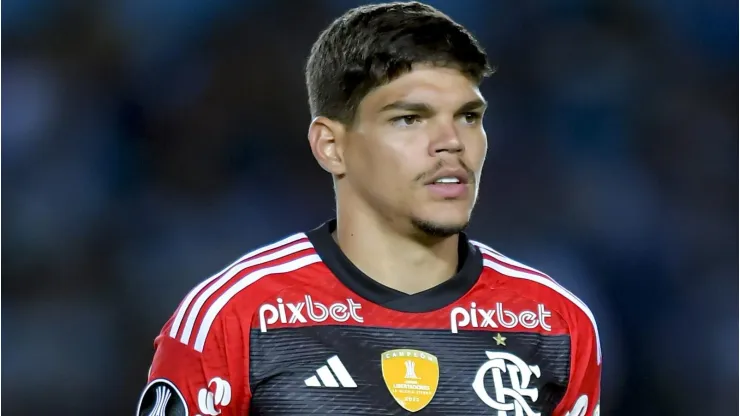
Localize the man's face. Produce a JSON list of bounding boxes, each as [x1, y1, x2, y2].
[[343, 66, 488, 237]]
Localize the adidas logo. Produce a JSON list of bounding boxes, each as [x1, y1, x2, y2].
[[304, 355, 357, 388]]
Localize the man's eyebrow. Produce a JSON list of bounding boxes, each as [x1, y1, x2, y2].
[[379, 99, 488, 113], [457, 99, 488, 113], [379, 101, 434, 113]]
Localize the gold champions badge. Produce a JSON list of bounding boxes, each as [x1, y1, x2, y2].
[[381, 349, 439, 412]]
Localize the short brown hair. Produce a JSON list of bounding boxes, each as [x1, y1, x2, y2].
[[306, 1, 493, 125]]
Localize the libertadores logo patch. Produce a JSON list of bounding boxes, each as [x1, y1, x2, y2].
[[381, 349, 439, 412]]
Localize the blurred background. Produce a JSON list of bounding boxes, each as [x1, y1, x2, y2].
[[2, 0, 737, 414]]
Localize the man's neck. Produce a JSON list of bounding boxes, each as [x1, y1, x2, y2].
[[334, 208, 460, 295]]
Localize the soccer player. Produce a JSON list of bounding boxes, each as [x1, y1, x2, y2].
[[136, 2, 601, 415]]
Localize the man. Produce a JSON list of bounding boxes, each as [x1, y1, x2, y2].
[[136, 2, 601, 415]]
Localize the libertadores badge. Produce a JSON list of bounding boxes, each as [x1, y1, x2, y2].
[[381, 349, 439, 412]]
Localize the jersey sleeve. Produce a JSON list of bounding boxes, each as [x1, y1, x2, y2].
[[554, 305, 602, 416], [136, 307, 250, 416]]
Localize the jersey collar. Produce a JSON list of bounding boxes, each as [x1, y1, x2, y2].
[[306, 219, 482, 313]]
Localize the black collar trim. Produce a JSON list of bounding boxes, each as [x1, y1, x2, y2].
[[306, 219, 483, 313]]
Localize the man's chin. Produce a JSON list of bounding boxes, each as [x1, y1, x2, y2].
[[410, 217, 470, 239]]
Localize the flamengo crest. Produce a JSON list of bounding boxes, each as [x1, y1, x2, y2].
[[472, 351, 542, 416]]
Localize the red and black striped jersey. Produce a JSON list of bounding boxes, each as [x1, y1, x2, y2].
[[137, 219, 601, 416]]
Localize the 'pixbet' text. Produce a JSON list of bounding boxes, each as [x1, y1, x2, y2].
[[450, 302, 552, 333]]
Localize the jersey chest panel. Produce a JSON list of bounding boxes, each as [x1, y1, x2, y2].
[[248, 326, 570, 415]]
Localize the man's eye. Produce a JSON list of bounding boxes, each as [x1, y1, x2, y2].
[[462, 112, 482, 124], [391, 115, 421, 127]]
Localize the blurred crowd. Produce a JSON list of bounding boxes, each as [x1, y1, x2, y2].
[[2, 0, 737, 414]]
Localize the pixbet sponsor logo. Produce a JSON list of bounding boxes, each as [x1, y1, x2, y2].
[[450, 302, 552, 333], [258, 295, 363, 332]]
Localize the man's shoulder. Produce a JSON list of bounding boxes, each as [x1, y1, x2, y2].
[[161, 231, 323, 352], [471, 239, 600, 358], [193, 231, 321, 302], [471, 240, 590, 309]]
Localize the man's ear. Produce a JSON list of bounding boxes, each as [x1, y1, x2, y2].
[[308, 116, 347, 176]]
